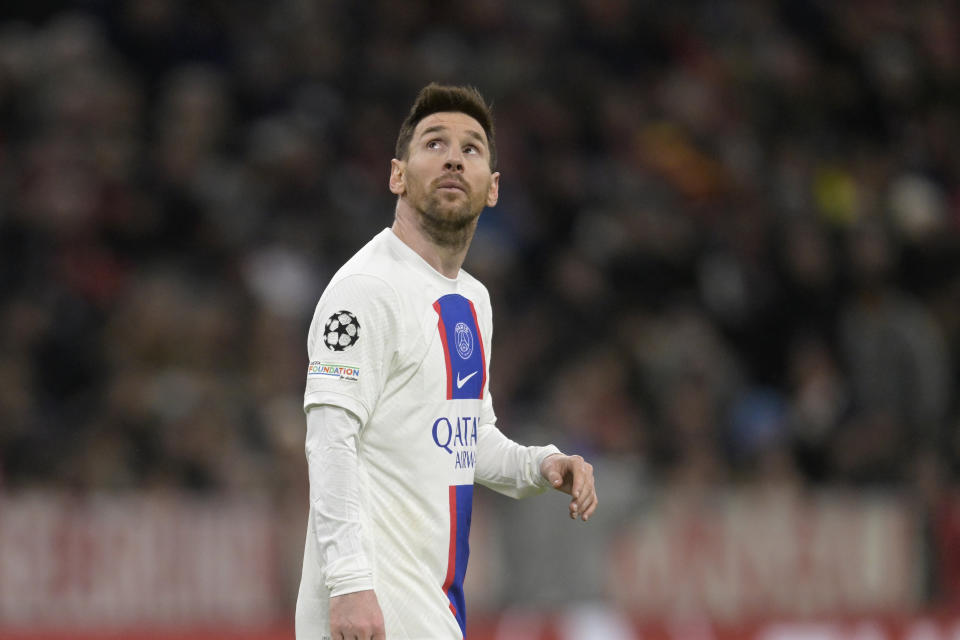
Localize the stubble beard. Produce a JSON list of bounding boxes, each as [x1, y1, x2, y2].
[[417, 192, 481, 251]]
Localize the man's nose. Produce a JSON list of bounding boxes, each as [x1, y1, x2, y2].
[[444, 149, 464, 172]]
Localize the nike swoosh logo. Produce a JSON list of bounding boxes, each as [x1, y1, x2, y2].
[[456, 370, 478, 389]]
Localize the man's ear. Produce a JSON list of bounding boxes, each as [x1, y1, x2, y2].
[[486, 172, 500, 207], [389, 159, 406, 195]]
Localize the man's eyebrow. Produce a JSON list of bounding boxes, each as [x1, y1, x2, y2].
[[419, 125, 487, 147], [464, 129, 486, 146]]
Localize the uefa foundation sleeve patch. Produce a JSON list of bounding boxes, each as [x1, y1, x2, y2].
[[323, 310, 360, 351], [307, 361, 360, 381]]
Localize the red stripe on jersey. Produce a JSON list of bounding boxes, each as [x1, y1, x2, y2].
[[433, 300, 454, 399], [468, 301, 486, 399], [442, 485, 458, 613]]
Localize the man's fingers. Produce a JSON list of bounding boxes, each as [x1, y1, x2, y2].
[[569, 455, 585, 496], [571, 485, 597, 520], [572, 456, 591, 498], [548, 454, 598, 521], [569, 456, 596, 521], [580, 489, 598, 521], [336, 628, 382, 640]]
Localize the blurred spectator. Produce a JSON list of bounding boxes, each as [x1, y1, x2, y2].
[[835, 219, 952, 483]]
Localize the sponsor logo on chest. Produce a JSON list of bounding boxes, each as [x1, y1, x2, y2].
[[432, 415, 478, 469]]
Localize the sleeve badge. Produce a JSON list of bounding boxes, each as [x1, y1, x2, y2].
[[323, 310, 361, 351]]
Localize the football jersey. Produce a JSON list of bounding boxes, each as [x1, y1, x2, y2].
[[297, 228, 560, 639]]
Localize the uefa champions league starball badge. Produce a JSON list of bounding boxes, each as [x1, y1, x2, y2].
[[323, 310, 361, 351]]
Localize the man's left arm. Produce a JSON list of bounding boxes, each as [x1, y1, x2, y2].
[[473, 293, 597, 520], [474, 424, 599, 522]]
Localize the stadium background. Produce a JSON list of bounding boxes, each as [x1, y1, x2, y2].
[[1, 1, 959, 638]]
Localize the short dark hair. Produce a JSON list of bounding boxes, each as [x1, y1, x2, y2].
[[395, 83, 497, 169]]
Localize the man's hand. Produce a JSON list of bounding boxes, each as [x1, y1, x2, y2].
[[329, 589, 385, 640], [540, 453, 598, 522]]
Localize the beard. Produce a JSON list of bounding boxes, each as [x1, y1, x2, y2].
[[415, 182, 483, 250]]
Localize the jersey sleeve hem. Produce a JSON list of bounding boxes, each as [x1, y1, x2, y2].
[[328, 578, 376, 598], [304, 391, 369, 425], [325, 552, 375, 597]]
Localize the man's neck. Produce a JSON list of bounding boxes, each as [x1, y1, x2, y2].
[[391, 202, 474, 279]]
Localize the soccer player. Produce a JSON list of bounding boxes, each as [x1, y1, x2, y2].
[[296, 84, 598, 640]]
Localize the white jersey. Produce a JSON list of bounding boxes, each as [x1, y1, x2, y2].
[[297, 228, 559, 639]]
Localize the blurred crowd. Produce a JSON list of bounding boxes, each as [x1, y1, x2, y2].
[[0, 0, 958, 505]]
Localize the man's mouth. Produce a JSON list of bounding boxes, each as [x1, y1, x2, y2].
[[435, 178, 467, 193]]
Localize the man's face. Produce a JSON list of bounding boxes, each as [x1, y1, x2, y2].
[[390, 111, 500, 245]]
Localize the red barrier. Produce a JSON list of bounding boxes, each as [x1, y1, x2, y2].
[[5, 616, 960, 640], [0, 629, 293, 640]]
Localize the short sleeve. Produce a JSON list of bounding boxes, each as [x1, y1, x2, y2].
[[304, 274, 400, 425]]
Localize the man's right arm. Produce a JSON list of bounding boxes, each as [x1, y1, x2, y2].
[[304, 273, 400, 636], [305, 404, 384, 635]]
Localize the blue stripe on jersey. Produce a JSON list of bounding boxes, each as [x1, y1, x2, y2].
[[444, 484, 473, 636], [434, 294, 485, 400]]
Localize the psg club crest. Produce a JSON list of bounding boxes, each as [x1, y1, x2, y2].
[[323, 310, 360, 351], [454, 322, 473, 360]]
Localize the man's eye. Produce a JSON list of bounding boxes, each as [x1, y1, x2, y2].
[[427, 140, 442, 150], [464, 145, 478, 154]]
